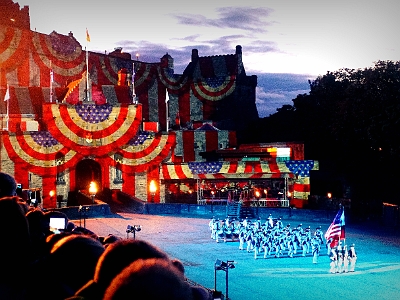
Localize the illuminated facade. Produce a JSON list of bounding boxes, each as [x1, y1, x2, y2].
[[0, 0, 318, 208]]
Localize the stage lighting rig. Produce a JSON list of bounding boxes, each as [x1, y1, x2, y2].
[[214, 259, 235, 300]]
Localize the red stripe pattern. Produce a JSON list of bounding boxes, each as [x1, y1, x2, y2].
[[2, 131, 83, 175], [42, 103, 142, 156]]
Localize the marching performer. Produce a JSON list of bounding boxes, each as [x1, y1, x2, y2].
[[311, 237, 321, 264], [336, 243, 343, 272], [215, 219, 225, 243], [314, 226, 324, 245], [266, 214, 274, 229], [348, 243, 357, 272], [238, 224, 246, 250], [287, 232, 296, 258], [209, 217, 217, 239], [329, 247, 338, 273], [342, 244, 349, 272]]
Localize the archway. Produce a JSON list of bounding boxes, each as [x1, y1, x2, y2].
[[75, 159, 102, 193]]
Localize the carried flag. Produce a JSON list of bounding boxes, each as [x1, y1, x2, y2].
[[325, 206, 345, 243], [86, 28, 91, 42]]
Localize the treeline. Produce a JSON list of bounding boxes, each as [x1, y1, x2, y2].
[[242, 60, 400, 213]]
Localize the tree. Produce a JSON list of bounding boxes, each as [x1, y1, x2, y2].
[[257, 61, 400, 210]]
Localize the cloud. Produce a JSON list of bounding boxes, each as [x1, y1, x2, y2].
[[255, 73, 312, 117], [173, 6, 273, 33]]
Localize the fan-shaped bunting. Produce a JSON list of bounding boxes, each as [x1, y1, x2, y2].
[[43, 103, 142, 156], [2, 131, 82, 176]]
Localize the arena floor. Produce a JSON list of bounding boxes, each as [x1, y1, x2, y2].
[[74, 212, 400, 300]]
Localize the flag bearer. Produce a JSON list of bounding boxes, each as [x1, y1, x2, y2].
[[329, 247, 338, 273]]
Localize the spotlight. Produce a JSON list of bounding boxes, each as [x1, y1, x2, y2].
[[126, 225, 141, 239], [215, 259, 235, 270], [78, 205, 90, 228], [214, 259, 235, 300]]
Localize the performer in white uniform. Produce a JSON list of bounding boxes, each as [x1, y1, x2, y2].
[[348, 243, 357, 272]]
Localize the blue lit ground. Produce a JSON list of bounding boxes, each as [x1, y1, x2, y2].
[[80, 214, 400, 300]]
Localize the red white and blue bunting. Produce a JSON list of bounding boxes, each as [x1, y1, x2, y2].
[[43, 103, 142, 156]]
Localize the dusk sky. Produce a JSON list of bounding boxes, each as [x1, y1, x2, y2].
[[18, 0, 399, 117]]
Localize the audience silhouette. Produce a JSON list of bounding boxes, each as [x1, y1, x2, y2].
[[0, 172, 212, 300]]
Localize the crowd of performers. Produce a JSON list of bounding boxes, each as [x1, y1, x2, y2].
[[328, 242, 357, 273], [208, 215, 357, 272]]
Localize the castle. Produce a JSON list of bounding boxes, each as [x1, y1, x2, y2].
[[0, 0, 318, 208]]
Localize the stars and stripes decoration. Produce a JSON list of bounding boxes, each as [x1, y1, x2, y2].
[[42, 103, 142, 156], [134, 59, 239, 131], [157, 66, 188, 92], [1, 24, 133, 89], [162, 160, 318, 180], [89, 55, 133, 86], [188, 161, 223, 174], [108, 132, 176, 173], [128, 131, 151, 146], [191, 75, 236, 101], [325, 206, 346, 244], [2, 131, 82, 175], [31, 31, 86, 87], [285, 160, 315, 176], [75, 103, 113, 123]]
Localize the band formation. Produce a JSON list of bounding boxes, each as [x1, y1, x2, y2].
[[208, 215, 357, 273]]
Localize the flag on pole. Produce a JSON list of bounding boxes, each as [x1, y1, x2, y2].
[[86, 28, 91, 42], [325, 206, 345, 244], [4, 84, 10, 101]]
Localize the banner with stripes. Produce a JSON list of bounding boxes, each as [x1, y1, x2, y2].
[[134, 60, 240, 131], [0, 25, 30, 75], [106, 132, 176, 173], [30, 31, 86, 87], [2, 131, 82, 175], [161, 160, 318, 180], [42, 103, 142, 156]]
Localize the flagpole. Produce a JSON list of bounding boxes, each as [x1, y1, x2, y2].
[[5, 84, 9, 131], [86, 46, 89, 101], [50, 60, 53, 103], [132, 62, 136, 103], [85, 28, 90, 102], [165, 90, 169, 132]]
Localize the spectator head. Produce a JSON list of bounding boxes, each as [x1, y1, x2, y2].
[[44, 234, 105, 299], [103, 258, 193, 300], [26, 208, 51, 259], [0, 196, 31, 290], [0, 172, 17, 198], [101, 234, 122, 248], [76, 239, 170, 299]]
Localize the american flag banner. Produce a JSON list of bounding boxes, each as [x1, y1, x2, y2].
[[161, 160, 318, 180], [42, 103, 142, 156], [2, 131, 82, 176], [325, 206, 345, 243]]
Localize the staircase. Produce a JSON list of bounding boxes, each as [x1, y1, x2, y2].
[[226, 201, 241, 220], [239, 206, 257, 220]]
